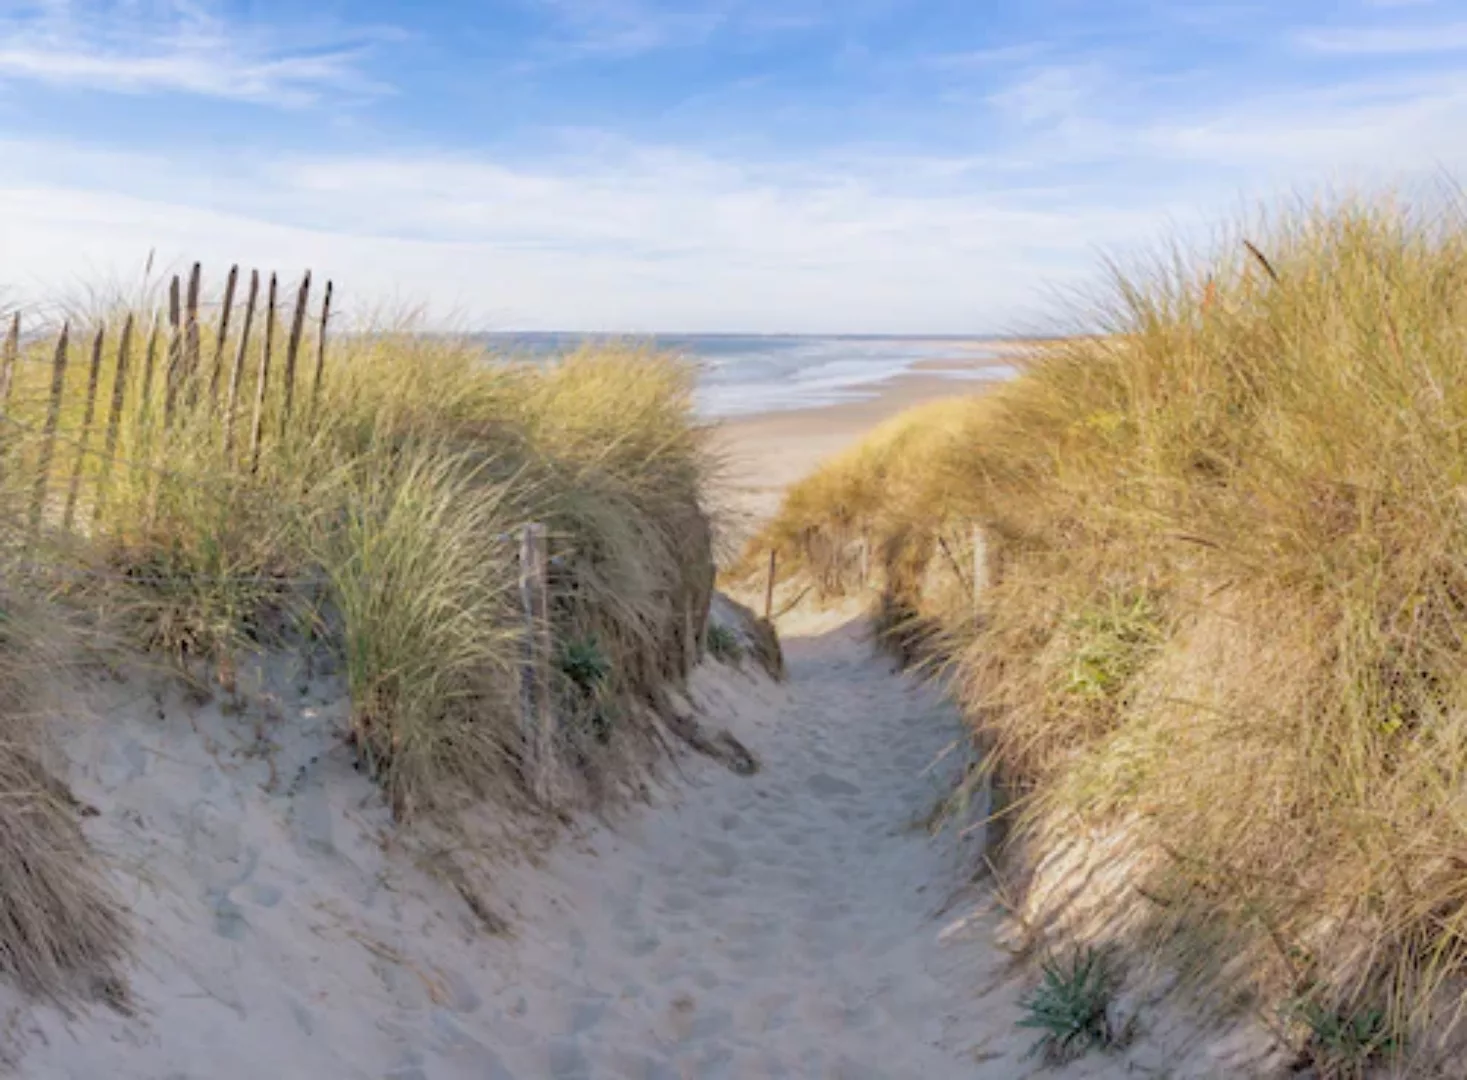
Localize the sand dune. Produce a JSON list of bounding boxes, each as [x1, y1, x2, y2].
[[0, 599, 1280, 1078]]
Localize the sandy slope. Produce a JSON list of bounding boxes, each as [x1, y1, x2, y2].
[[0, 605, 1268, 1079]]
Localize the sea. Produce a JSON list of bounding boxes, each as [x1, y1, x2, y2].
[[475, 333, 1019, 420]]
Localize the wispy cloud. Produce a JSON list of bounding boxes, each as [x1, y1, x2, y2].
[[528, 0, 823, 58], [0, 1, 394, 105], [531, 0, 727, 55], [1298, 19, 1467, 54], [987, 64, 1108, 127]]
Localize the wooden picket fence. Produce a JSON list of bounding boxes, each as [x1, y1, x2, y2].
[[0, 262, 333, 534], [0, 263, 564, 804]]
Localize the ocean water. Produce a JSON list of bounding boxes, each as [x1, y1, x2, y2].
[[477, 333, 1018, 419]]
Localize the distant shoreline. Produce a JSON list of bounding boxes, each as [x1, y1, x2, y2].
[[711, 349, 1018, 544]]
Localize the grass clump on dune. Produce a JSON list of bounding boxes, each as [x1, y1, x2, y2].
[[742, 195, 1467, 1066], [0, 285, 715, 826], [0, 284, 717, 1017]]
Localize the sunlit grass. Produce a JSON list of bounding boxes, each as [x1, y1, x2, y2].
[[742, 194, 1467, 1064]]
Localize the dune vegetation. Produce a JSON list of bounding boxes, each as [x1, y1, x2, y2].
[[739, 197, 1467, 1071], [0, 277, 716, 1006]]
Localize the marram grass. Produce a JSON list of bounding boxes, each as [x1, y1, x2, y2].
[[742, 195, 1467, 1068]]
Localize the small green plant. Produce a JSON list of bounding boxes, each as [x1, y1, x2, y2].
[[1017, 947, 1119, 1064], [705, 622, 741, 662], [1291, 1000, 1401, 1079], [1060, 593, 1160, 701], [559, 636, 610, 692]]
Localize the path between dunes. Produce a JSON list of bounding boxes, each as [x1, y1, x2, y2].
[[9, 610, 1175, 1079]]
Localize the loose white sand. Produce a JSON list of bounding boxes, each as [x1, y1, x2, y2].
[[0, 602, 1281, 1078]]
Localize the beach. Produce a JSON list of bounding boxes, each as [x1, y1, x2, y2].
[[711, 345, 1021, 537]]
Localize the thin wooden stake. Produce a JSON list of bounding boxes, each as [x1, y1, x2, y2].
[[94, 314, 134, 527], [63, 325, 106, 531], [310, 280, 332, 420], [764, 548, 777, 621], [163, 275, 183, 428], [280, 271, 311, 436], [139, 311, 164, 525], [972, 524, 990, 616], [31, 324, 69, 530], [225, 270, 259, 459], [0, 312, 18, 460], [249, 273, 277, 472], [184, 261, 202, 392], [138, 311, 160, 420], [0, 312, 18, 415], [519, 523, 554, 804], [208, 264, 239, 406]]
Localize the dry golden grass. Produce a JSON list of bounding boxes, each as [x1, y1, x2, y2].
[[741, 197, 1467, 1070], [0, 285, 716, 1006], [0, 514, 130, 1009]]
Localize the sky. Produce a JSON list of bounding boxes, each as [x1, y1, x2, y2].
[[2, 1, 1467, 333]]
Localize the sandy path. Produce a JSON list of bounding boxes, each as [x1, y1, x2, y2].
[[486, 614, 1002, 1078], [4, 610, 1180, 1079]]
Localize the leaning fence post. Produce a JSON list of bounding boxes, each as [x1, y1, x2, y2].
[[63, 325, 106, 531], [249, 273, 277, 473], [163, 275, 183, 428], [280, 271, 311, 437], [31, 324, 69, 530], [208, 264, 239, 407], [972, 523, 990, 615], [183, 261, 202, 402], [764, 549, 778, 620], [310, 280, 332, 421], [0, 312, 18, 414], [224, 269, 259, 459], [519, 523, 554, 803], [0, 312, 18, 458], [138, 311, 160, 421], [94, 314, 133, 527]]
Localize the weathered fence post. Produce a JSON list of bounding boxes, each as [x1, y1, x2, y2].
[[138, 311, 163, 524], [280, 271, 311, 437], [208, 264, 239, 407], [764, 548, 778, 621], [519, 523, 554, 803], [138, 311, 160, 420], [31, 324, 69, 530], [224, 269, 259, 459], [94, 314, 134, 526], [310, 280, 332, 421], [163, 274, 183, 428], [249, 273, 277, 473], [63, 325, 106, 531], [183, 261, 202, 401], [0, 312, 18, 460], [0, 312, 18, 415], [972, 523, 990, 615]]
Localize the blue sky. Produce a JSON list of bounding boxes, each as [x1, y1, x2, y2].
[[2, 0, 1467, 332]]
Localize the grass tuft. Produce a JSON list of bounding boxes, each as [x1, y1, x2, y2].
[[705, 622, 742, 663]]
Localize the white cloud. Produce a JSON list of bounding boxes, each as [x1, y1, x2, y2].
[[1298, 20, 1467, 54], [6, 16, 1467, 333], [0, 136, 1164, 334], [531, 0, 727, 55], [0, 1, 391, 104], [986, 64, 1109, 127]]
